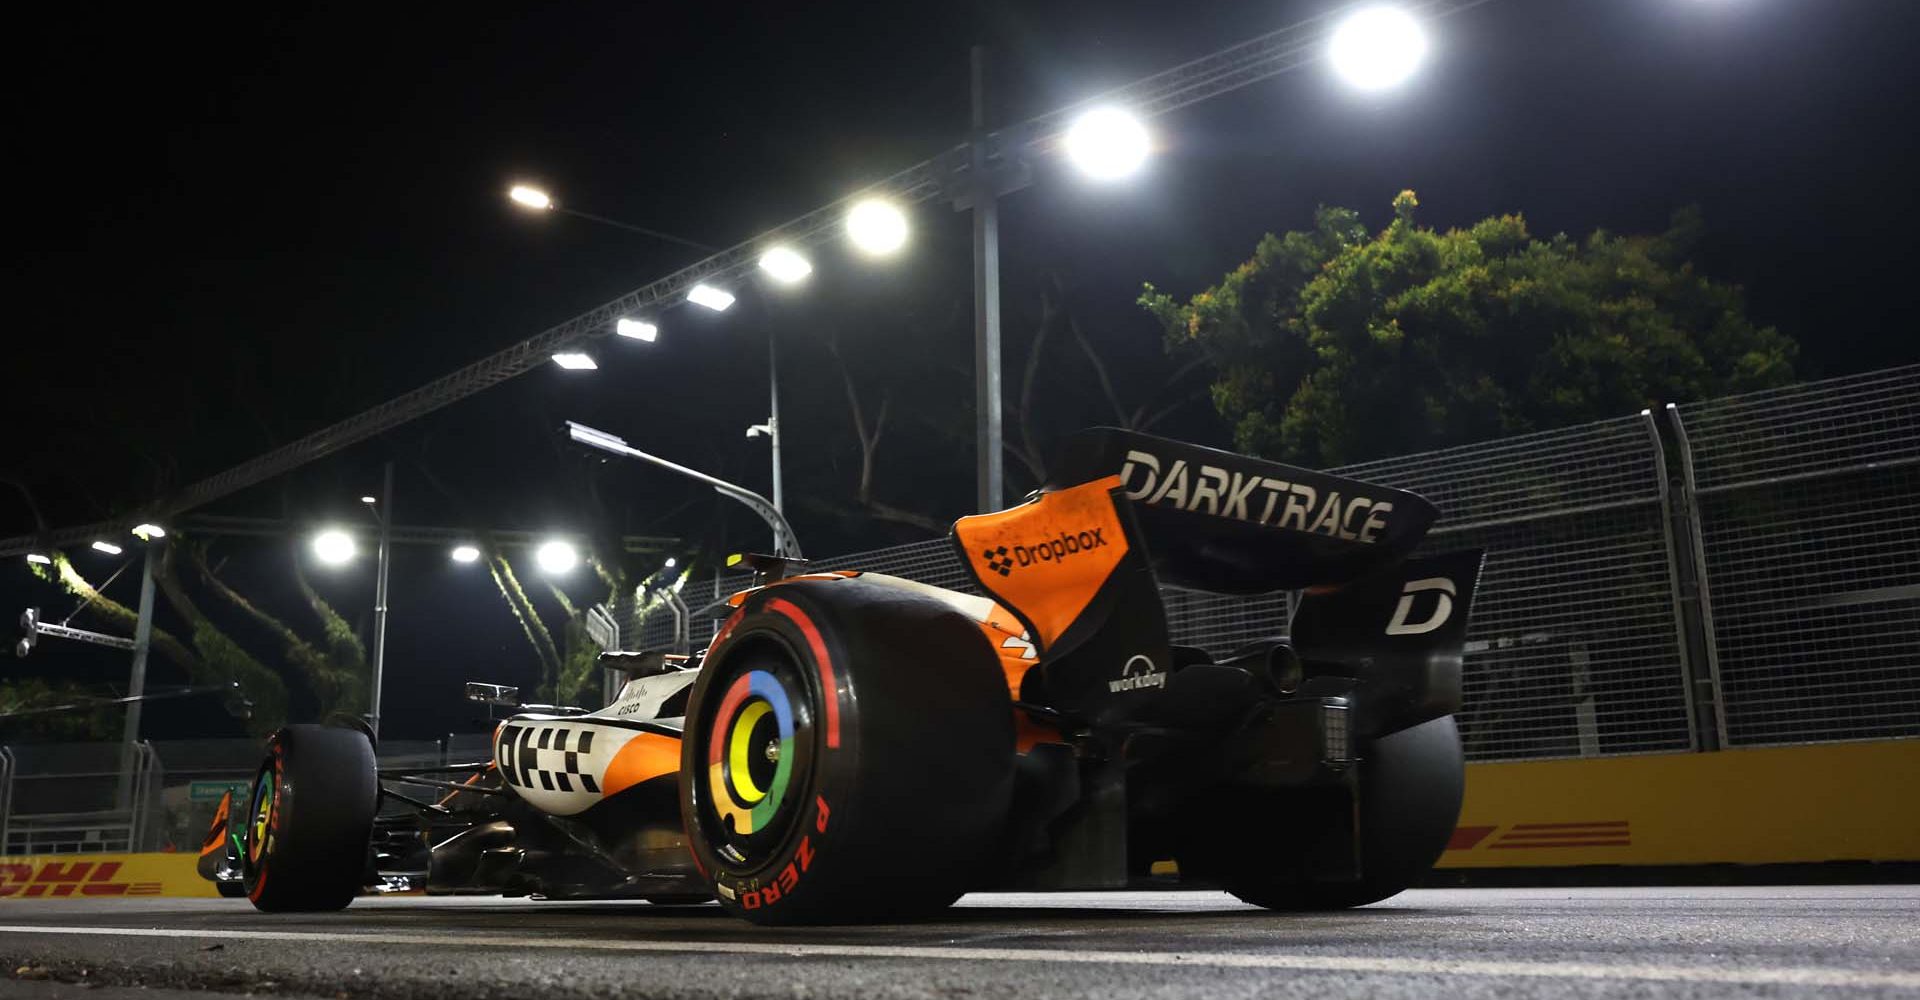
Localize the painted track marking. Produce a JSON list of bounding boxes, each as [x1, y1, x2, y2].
[[0, 925, 1915, 990]]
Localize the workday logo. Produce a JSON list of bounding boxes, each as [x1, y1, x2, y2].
[[1108, 654, 1167, 694], [980, 528, 1108, 577]]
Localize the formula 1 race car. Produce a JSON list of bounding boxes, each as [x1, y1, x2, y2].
[[198, 427, 1482, 924]]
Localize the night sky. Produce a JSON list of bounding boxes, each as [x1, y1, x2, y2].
[[6, 0, 1918, 742]]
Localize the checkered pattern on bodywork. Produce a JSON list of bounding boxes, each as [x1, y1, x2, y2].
[[496, 723, 600, 794]]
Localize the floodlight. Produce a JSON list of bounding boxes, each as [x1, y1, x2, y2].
[[551, 352, 598, 370], [846, 199, 908, 256], [1328, 6, 1428, 91], [450, 545, 481, 564], [687, 284, 735, 311], [616, 318, 658, 342], [509, 185, 553, 210], [90, 541, 123, 555], [536, 540, 579, 575], [312, 530, 356, 565], [758, 246, 813, 285], [1064, 107, 1151, 180]]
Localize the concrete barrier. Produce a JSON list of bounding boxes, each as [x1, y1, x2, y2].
[[0, 852, 216, 899], [5, 740, 1915, 898], [1439, 739, 1920, 868]]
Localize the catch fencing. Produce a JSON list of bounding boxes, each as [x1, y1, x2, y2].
[[4, 368, 1915, 853], [635, 366, 1918, 762]]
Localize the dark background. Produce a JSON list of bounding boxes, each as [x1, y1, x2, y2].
[[4, 0, 1917, 742]]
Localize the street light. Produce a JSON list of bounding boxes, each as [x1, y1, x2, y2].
[[1064, 107, 1151, 180], [90, 541, 123, 555], [131, 523, 166, 541], [312, 530, 356, 565], [1328, 6, 1429, 91], [687, 284, 735, 311], [846, 199, 908, 256], [758, 246, 813, 285], [536, 540, 579, 575], [25, 553, 51, 566], [551, 352, 598, 370], [508, 185, 553, 210], [450, 544, 480, 564], [616, 318, 658, 342]]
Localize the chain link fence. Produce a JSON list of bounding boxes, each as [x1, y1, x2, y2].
[[637, 369, 1914, 764], [1672, 365, 1920, 747], [6, 368, 1916, 853]]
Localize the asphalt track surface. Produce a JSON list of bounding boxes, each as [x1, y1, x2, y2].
[[2, 886, 1917, 999]]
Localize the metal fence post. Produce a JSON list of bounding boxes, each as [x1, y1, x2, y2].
[[1642, 409, 1705, 751], [0, 746, 14, 854], [1664, 403, 1730, 750]]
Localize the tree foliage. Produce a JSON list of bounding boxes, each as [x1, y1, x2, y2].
[[1141, 191, 1797, 466]]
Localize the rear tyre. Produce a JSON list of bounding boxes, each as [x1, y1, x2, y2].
[[241, 724, 378, 912], [682, 578, 1015, 925], [1193, 714, 1464, 910]]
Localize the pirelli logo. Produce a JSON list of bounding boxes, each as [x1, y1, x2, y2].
[[0, 861, 162, 897], [497, 724, 600, 794]]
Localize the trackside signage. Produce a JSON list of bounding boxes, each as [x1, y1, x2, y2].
[[1119, 449, 1394, 543], [0, 853, 217, 899]]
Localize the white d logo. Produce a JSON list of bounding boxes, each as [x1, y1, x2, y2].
[[1386, 577, 1456, 636]]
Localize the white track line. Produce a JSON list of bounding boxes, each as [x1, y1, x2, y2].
[[0, 925, 1914, 990]]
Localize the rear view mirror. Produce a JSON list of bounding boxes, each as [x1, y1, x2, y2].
[[465, 682, 520, 707]]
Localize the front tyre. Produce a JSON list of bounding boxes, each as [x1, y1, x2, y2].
[[241, 724, 378, 912], [682, 579, 1015, 925]]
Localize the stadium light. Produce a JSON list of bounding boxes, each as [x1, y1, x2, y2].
[[90, 541, 123, 555], [509, 185, 553, 210], [130, 523, 166, 540], [1063, 107, 1151, 180], [846, 199, 908, 256], [450, 544, 481, 564], [687, 284, 735, 311], [312, 530, 356, 565], [551, 352, 598, 370], [535, 540, 579, 575], [616, 318, 658, 342], [758, 246, 813, 285], [1328, 6, 1428, 91]]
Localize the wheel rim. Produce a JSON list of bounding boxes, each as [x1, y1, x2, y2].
[[695, 644, 815, 872], [245, 761, 276, 869]]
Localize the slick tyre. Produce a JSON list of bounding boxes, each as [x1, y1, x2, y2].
[[241, 724, 378, 912], [1191, 714, 1464, 910], [682, 578, 1015, 925]]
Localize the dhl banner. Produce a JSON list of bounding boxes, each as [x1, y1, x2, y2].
[[1, 741, 1914, 898], [1440, 738, 1920, 868], [0, 852, 217, 899]]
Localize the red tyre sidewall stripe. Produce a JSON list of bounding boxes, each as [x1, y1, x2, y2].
[[765, 597, 839, 749]]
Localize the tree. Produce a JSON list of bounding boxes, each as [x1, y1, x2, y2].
[[1141, 192, 1797, 467]]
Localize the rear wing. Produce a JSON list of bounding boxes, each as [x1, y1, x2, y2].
[[1047, 428, 1437, 594]]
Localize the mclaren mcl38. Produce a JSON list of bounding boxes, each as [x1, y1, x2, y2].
[[200, 428, 1483, 924]]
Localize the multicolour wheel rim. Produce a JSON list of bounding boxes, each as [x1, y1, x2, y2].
[[246, 764, 275, 865], [706, 669, 798, 838]]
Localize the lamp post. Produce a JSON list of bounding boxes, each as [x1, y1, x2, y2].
[[364, 463, 394, 738], [970, 46, 1005, 514], [747, 329, 784, 514]]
